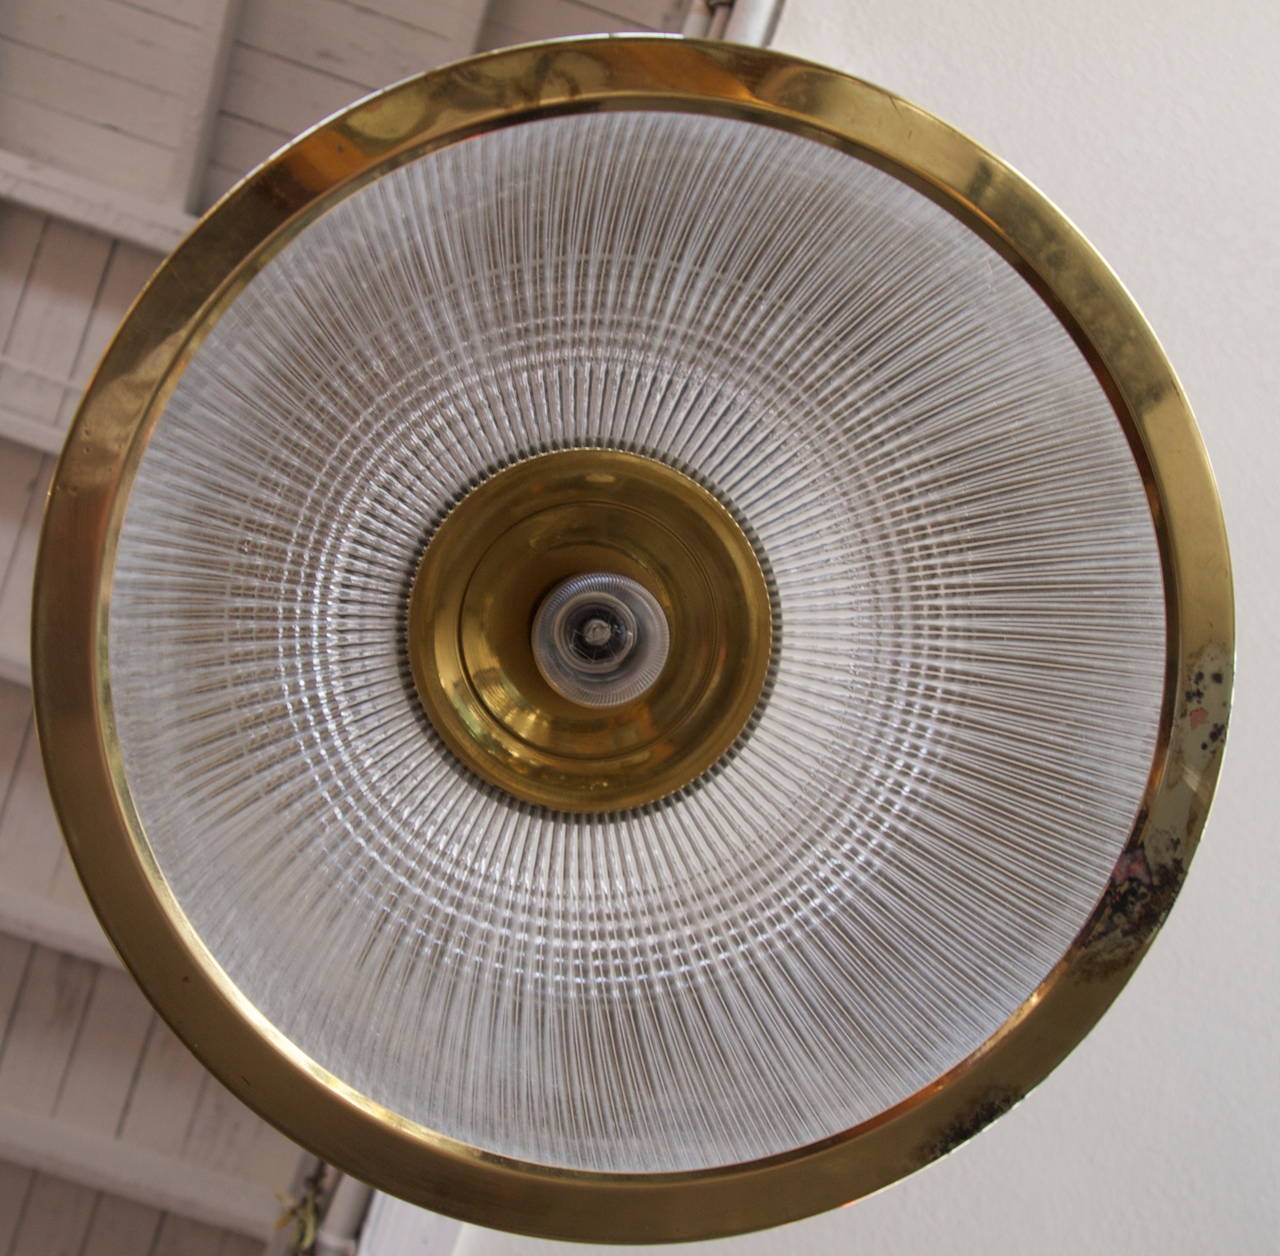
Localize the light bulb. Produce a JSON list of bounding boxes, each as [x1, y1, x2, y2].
[[531, 573, 670, 707]]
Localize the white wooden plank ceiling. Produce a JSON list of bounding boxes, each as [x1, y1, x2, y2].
[[0, 1, 689, 1249]]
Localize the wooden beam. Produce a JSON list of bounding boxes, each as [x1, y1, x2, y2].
[[0, 149, 195, 255], [0, 884, 118, 968], [0, 406, 67, 458], [0, 651, 29, 690], [166, 0, 244, 214], [0, 1106, 280, 1239]]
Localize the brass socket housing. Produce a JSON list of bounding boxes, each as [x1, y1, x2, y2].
[[409, 450, 772, 811]]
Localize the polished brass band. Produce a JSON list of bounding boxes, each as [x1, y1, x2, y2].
[[409, 450, 771, 812], [32, 36, 1233, 1243]]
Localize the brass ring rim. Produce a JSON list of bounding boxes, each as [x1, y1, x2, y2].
[[31, 36, 1233, 1243]]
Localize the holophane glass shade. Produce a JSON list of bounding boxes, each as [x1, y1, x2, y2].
[[105, 110, 1165, 1173]]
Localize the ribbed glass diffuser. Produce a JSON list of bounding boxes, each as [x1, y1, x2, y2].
[[105, 109, 1165, 1174]]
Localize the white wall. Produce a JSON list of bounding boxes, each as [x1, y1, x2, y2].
[[456, 3, 1279, 1252]]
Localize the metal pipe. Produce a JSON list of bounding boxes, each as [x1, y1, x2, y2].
[[723, 0, 784, 45], [314, 1174, 375, 1256], [682, 0, 783, 46]]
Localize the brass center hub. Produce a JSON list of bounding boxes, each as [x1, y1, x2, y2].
[[408, 450, 772, 812]]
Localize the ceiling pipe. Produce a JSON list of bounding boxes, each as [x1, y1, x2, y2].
[[682, 0, 784, 46]]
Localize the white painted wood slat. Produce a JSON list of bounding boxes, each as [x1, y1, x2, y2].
[[0, 411, 62, 459], [6, 1169, 96, 1255], [0, 448, 40, 618], [79, 1192, 164, 1256], [153, 1212, 262, 1256], [221, 1231, 268, 1256], [0, 36, 182, 150], [0, 678, 113, 963], [0, 683, 28, 785], [0, 1162, 268, 1256], [0, 0, 197, 96], [0, 945, 97, 1116], [221, 44, 380, 142], [118, 1018, 213, 1159], [183, 1071, 299, 1187], [0, 718, 64, 909], [0, 935, 33, 1038], [0, 455, 51, 680], [126, 0, 207, 27], [0, 205, 44, 340], [0, 1158, 34, 1252], [0, 1109, 282, 1239], [0, 678, 114, 962], [0, 887, 117, 969], [0, 225, 110, 429], [238, 0, 462, 91], [328, 0, 482, 36], [0, 91, 175, 202], [0, 941, 298, 1241], [52, 967, 153, 1136], [0, 938, 299, 1239]]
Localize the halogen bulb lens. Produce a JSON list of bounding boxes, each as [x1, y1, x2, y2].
[[580, 617, 614, 648], [566, 605, 635, 668], [533, 574, 669, 707]]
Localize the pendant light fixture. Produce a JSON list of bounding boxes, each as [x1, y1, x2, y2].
[[32, 37, 1232, 1243]]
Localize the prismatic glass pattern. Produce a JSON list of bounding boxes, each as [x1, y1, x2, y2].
[[108, 112, 1166, 1172]]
